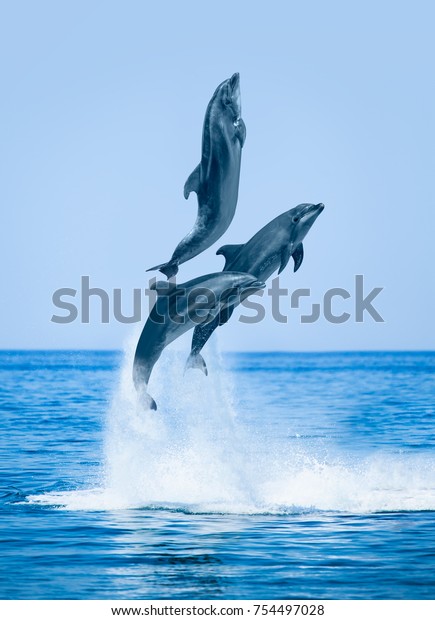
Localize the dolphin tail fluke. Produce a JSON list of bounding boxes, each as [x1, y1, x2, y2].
[[146, 393, 157, 411], [138, 390, 157, 411], [146, 260, 179, 279], [185, 352, 208, 376], [133, 372, 158, 410]]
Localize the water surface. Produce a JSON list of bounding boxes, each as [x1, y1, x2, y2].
[[1, 350, 435, 599]]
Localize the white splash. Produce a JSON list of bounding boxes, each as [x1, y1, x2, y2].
[[28, 337, 435, 514]]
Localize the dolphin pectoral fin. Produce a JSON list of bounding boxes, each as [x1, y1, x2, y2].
[[234, 118, 246, 147], [185, 352, 208, 376], [218, 304, 235, 326], [202, 309, 219, 325], [292, 243, 304, 272], [146, 260, 179, 279], [278, 246, 293, 274], [183, 164, 201, 199], [216, 244, 244, 269]]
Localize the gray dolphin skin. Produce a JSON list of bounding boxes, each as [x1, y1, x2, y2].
[[133, 271, 265, 409], [186, 203, 325, 375], [147, 73, 246, 279]]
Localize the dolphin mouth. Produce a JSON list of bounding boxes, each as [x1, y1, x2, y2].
[[230, 72, 240, 91], [245, 279, 266, 290], [301, 202, 325, 218]]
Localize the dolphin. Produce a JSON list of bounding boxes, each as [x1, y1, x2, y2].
[[133, 271, 265, 409], [186, 203, 325, 375], [147, 73, 246, 279]]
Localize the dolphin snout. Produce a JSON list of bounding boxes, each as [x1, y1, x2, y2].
[[230, 72, 240, 90], [316, 203, 325, 211]]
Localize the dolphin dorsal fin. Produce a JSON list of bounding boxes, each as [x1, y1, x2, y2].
[[149, 280, 176, 296], [292, 243, 304, 272], [216, 244, 244, 269], [183, 164, 201, 199]]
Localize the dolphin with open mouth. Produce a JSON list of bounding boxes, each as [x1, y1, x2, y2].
[[186, 202, 325, 375], [133, 271, 265, 409], [147, 73, 246, 279]]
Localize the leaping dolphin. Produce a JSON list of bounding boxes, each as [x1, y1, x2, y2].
[[147, 73, 246, 279], [134, 271, 265, 409], [186, 203, 325, 375]]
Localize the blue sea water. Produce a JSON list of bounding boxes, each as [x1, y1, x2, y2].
[[1, 348, 435, 599]]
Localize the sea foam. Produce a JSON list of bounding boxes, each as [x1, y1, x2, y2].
[[28, 337, 435, 514]]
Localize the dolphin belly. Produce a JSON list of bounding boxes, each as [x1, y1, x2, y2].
[[173, 162, 241, 264]]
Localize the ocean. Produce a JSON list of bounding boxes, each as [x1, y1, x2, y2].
[[1, 348, 435, 599]]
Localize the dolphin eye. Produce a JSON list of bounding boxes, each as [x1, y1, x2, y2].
[[292, 216, 300, 223]]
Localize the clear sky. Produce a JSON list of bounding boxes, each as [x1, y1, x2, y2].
[[1, 0, 434, 350]]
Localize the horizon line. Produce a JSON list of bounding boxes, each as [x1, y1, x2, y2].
[[1, 348, 435, 354]]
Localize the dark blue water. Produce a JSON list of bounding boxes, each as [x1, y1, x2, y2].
[[1, 350, 435, 599]]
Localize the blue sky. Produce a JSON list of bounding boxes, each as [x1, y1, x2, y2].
[[1, 1, 434, 350]]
